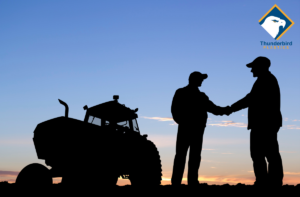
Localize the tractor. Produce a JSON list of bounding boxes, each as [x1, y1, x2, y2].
[[16, 95, 162, 186]]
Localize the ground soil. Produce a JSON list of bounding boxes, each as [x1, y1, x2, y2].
[[1, 182, 299, 196]]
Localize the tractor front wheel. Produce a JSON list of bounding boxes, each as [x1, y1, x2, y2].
[[129, 139, 162, 186], [15, 163, 52, 185]]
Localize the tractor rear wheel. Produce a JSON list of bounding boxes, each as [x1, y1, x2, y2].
[[15, 163, 52, 185], [129, 139, 162, 186]]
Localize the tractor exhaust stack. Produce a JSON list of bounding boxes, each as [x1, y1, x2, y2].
[[58, 99, 69, 118]]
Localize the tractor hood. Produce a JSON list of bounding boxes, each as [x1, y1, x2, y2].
[[86, 100, 138, 122]]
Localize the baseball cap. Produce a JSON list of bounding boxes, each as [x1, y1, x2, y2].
[[189, 71, 208, 81], [246, 56, 271, 69]]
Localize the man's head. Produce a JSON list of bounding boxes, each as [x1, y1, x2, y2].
[[247, 56, 270, 77], [188, 71, 208, 87]]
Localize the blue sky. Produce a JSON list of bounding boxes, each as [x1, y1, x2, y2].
[[1, 0, 299, 185]]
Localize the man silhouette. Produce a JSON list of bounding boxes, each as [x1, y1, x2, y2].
[[171, 71, 229, 186], [228, 57, 283, 186]]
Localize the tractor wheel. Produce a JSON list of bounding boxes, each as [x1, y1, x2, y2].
[[129, 139, 162, 186], [15, 163, 52, 185]]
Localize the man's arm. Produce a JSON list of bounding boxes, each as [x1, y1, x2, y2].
[[171, 89, 183, 124], [206, 100, 230, 116], [203, 93, 229, 116], [230, 93, 251, 112]]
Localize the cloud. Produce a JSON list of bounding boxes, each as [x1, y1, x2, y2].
[[0, 171, 19, 177], [142, 116, 211, 122], [284, 118, 288, 121], [142, 116, 174, 122], [208, 121, 247, 128], [147, 134, 248, 148], [148, 135, 249, 148], [248, 170, 300, 175], [142, 116, 178, 126], [284, 125, 300, 130], [142, 116, 248, 128], [0, 171, 19, 183], [176, 174, 256, 185], [0, 178, 17, 183], [221, 153, 233, 154], [284, 172, 300, 175], [0, 171, 62, 184]]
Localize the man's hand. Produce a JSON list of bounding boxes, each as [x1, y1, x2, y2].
[[219, 106, 231, 116], [223, 106, 232, 116]]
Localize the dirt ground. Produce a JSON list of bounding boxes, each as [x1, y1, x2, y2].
[[1, 182, 299, 196]]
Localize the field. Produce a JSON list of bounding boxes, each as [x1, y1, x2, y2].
[[1, 182, 299, 196]]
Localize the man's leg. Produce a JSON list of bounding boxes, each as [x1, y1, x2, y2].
[[171, 124, 190, 185], [187, 127, 205, 185], [250, 129, 268, 185], [265, 127, 284, 186]]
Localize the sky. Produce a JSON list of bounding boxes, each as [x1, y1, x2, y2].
[[1, 0, 299, 185]]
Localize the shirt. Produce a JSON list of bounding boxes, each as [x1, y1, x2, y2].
[[171, 85, 224, 127]]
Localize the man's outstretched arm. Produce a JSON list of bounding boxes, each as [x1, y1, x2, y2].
[[230, 93, 250, 113], [206, 100, 230, 116]]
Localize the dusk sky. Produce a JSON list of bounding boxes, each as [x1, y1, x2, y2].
[[1, 0, 299, 185]]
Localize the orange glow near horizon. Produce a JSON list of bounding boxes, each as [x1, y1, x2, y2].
[[1, 174, 300, 185]]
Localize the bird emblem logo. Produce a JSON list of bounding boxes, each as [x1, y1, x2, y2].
[[259, 4, 294, 40]]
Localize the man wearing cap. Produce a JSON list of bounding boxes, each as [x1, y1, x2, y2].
[[228, 56, 283, 186], [171, 71, 230, 186]]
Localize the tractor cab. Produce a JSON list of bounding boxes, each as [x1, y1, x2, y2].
[[83, 95, 140, 133]]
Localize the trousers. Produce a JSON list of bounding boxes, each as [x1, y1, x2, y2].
[[250, 126, 284, 185], [171, 124, 205, 185]]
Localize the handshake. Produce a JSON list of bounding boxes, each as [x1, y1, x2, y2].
[[220, 106, 233, 116]]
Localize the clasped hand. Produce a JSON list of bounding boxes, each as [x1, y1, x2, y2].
[[221, 106, 232, 116]]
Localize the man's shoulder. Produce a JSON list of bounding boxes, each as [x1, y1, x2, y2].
[[176, 86, 208, 95], [262, 72, 279, 85], [199, 91, 209, 100], [198, 90, 208, 95], [173, 87, 185, 100], [175, 86, 188, 93], [269, 72, 279, 82]]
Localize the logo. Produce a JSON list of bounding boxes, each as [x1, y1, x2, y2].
[[259, 4, 294, 40]]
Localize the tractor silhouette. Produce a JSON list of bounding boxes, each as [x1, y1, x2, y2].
[[16, 96, 162, 186]]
